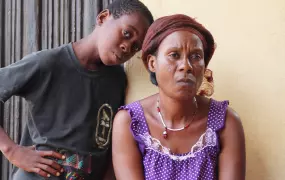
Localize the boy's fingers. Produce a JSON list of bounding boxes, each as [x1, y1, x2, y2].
[[38, 151, 65, 160]]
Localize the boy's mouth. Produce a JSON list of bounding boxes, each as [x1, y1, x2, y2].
[[113, 52, 123, 62]]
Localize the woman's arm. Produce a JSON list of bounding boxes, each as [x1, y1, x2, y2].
[[219, 107, 246, 180], [112, 110, 144, 180]]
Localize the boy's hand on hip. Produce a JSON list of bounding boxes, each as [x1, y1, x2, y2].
[[4, 145, 65, 178]]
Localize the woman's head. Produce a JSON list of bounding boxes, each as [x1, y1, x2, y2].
[[95, 0, 153, 65], [142, 14, 215, 99]]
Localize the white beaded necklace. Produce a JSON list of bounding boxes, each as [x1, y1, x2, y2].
[[156, 97, 198, 139]]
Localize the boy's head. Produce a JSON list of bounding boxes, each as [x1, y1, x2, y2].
[[94, 0, 153, 65]]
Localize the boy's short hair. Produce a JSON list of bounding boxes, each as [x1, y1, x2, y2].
[[107, 0, 154, 25]]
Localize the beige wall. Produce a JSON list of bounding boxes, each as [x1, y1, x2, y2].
[[124, 0, 285, 179]]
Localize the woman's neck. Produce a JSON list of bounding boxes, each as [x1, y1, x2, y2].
[[157, 92, 198, 128]]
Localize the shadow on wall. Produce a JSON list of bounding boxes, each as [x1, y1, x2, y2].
[[246, 144, 268, 180], [215, 69, 269, 180]]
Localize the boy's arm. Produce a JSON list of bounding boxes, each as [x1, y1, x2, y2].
[[0, 55, 65, 178], [0, 127, 65, 178], [0, 54, 40, 101]]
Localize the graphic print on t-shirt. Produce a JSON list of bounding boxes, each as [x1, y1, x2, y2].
[[95, 103, 113, 149]]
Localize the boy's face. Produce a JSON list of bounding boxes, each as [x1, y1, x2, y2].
[[96, 10, 150, 65]]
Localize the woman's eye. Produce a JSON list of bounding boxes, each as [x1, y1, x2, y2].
[[169, 52, 180, 59], [190, 53, 202, 60]]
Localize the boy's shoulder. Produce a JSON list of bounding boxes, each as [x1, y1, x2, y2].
[[35, 44, 70, 60], [109, 64, 126, 75], [101, 64, 127, 82], [22, 44, 71, 70]]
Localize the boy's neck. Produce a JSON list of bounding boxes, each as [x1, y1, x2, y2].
[[72, 33, 103, 70]]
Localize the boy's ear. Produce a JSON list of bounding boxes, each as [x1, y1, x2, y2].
[[147, 54, 156, 73], [96, 9, 111, 26]]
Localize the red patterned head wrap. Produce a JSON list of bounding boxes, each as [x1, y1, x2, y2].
[[142, 14, 215, 68]]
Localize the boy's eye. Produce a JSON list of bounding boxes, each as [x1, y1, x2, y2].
[[133, 44, 140, 52], [123, 30, 131, 39]]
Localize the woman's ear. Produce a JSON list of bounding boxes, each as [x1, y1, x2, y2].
[[96, 9, 110, 26], [147, 54, 156, 73]]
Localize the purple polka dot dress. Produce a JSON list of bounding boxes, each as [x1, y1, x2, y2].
[[120, 99, 229, 180]]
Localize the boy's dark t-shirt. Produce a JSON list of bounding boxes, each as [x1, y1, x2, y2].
[[0, 44, 127, 179]]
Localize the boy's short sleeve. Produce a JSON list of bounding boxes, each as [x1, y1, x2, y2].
[[0, 53, 41, 102]]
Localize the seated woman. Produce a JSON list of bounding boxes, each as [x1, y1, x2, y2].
[[112, 14, 245, 180]]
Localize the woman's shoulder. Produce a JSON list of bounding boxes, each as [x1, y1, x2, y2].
[[224, 107, 242, 133], [208, 97, 240, 123], [139, 94, 157, 109], [208, 97, 243, 138], [115, 94, 156, 124]]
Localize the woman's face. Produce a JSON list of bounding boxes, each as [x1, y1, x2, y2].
[[149, 31, 205, 100]]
